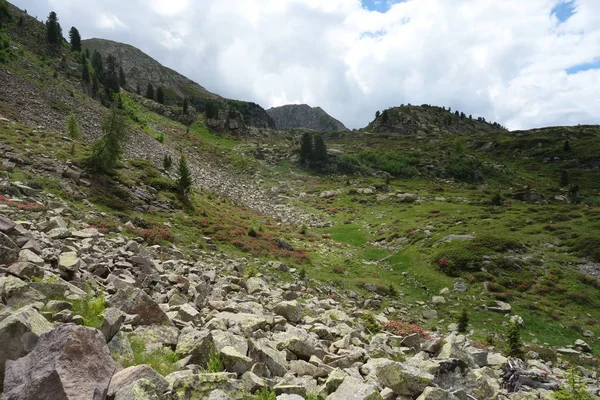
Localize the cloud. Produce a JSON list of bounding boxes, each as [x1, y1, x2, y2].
[[12, 0, 600, 130]]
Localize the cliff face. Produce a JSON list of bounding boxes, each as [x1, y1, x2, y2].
[[267, 104, 347, 132]]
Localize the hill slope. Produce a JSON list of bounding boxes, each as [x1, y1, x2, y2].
[[82, 38, 217, 100], [267, 104, 347, 131]]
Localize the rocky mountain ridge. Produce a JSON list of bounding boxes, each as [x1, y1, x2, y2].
[[267, 105, 347, 132]]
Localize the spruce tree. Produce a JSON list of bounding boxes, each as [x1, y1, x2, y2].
[[66, 113, 82, 155], [118, 66, 126, 89], [92, 73, 100, 95], [182, 97, 188, 114], [45, 12, 60, 45], [81, 58, 90, 84], [156, 87, 165, 104], [381, 109, 389, 123], [163, 154, 173, 170], [69, 26, 81, 52], [506, 320, 523, 358], [103, 54, 120, 94], [457, 308, 469, 333], [91, 50, 104, 83], [88, 107, 129, 172], [299, 133, 313, 163], [560, 170, 569, 187], [146, 83, 154, 100], [177, 156, 193, 196], [313, 134, 328, 163], [375, 110, 380, 119]]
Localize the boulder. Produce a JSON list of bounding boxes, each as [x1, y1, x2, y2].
[[373, 359, 433, 396], [176, 328, 214, 367], [108, 286, 170, 325], [416, 387, 460, 400], [273, 300, 302, 323], [0, 216, 16, 233], [3, 324, 116, 400], [58, 252, 81, 278], [6, 262, 44, 279], [0, 276, 45, 308], [326, 376, 382, 400], [107, 364, 168, 398], [17, 249, 44, 267], [0, 232, 20, 264], [165, 371, 238, 400], [220, 346, 253, 375], [100, 307, 126, 343], [248, 339, 289, 377], [0, 306, 54, 382], [245, 277, 268, 294]]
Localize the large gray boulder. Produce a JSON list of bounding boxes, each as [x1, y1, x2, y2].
[[373, 359, 433, 396], [248, 339, 289, 377], [107, 364, 168, 399], [326, 376, 382, 400], [0, 231, 20, 264], [3, 324, 116, 400], [108, 286, 170, 326], [0, 306, 53, 383], [175, 328, 214, 367]]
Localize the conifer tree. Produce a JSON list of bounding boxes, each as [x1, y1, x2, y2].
[[375, 110, 380, 119], [299, 133, 313, 164], [457, 308, 469, 333], [156, 87, 165, 104], [182, 97, 188, 114], [103, 54, 120, 94], [177, 156, 193, 196], [506, 320, 524, 358], [560, 170, 569, 187], [88, 107, 128, 172], [91, 50, 104, 83], [146, 83, 154, 100], [66, 113, 82, 155], [563, 140, 571, 152], [313, 134, 328, 163], [45, 12, 61, 45], [92, 73, 100, 95], [81, 58, 90, 83], [118, 66, 126, 88], [381, 109, 389, 123], [69, 26, 81, 52]]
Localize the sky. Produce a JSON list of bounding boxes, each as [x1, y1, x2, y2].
[[12, 0, 600, 130]]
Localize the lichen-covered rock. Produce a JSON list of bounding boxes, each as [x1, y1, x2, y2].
[[165, 371, 238, 400], [373, 359, 433, 396], [108, 286, 170, 326], [107, 364, 168, 398], [176, 328, 214, 367], [326, 376, 382, 400], [245, 277, 268, 294], [0, 305, 53, 383], [0, 276, 45, 308], [248, 339, 289, 377], [0, 231, 20, 264], [416, 387, 460, 400], [273, 300, 302, 323], [220, 346, 253, 375], [3, 324, 116, 400]]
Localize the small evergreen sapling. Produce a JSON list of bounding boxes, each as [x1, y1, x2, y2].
[[66, 113, 82, 155], [176, 156, 192, 197], [457, 308, 469, 333], [505, 320, 524, 358]]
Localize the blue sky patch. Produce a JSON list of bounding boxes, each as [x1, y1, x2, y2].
[[551, 1, 576, 23], [362, 0, 405, 13], [566, 59, 600, 75]]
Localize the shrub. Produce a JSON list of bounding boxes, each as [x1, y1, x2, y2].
[[332, 266, 346, 275], [360, 313, 381, 334], [248, 227, 258, 237], [490, 193, 503, 206], [71, 290, 106, 329], [128, 226, 173, 245], [163, 154, 173, 170], [244, 266, 258, 279], [572, 235, 600, 262], [470, 235, 523, 253], [552, 367, 593, 400], [255, 387, 276, 400], [446, 154, 483, 183], [434, 244, 483, 276], [298, 268, 306, 280]]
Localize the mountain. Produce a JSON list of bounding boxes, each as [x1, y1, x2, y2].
[[267, 104, 347, 131], [367, 104, 506, 136], [82, 38, 217, 101]]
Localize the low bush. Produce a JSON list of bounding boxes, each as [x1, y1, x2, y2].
[[384, 320, 429, 338], [125, 336, 180, 376], [571, 234, 600, 262], [360, 313, 381, 334], [434, 244, 483, 276], [71, 291, 106, 329]]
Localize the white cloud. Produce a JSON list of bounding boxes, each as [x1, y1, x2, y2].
[[12, 0, 600, 129]]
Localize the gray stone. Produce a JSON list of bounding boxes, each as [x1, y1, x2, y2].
[[107, 364, 168, 398], [220, 345, 253, 375], [249, 339, 289, 377], [416, 387, 460, 400], [0, 306, 54, 382], [273, 300, 302, 323], [0, 231, 20, 264], [0, 216, 16, 233], [7, 262, 44, 279], [165, 371, 238, 400], [176, 328, 214, 367], [18, 249, 44, 266], [3, 324, 116, 400], [108, 286, 170, 326], [373, 359, 433, 396], [0, 276, 45, 308], [241, 371, 266, 393], [246, 277, 268, 294], [100, 307, 126, 343], [326, 376, 382, 400]]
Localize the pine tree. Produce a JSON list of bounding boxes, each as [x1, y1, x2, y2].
[[69, 26, 81, 52], [118, 66, 126, 89], [563, 140, 571, 152], [45, 12, 60, 45], [313, 134, 328, 162], [156, 87, 165, 104], [92, 73, 100, 95], [81, 58, 90, 84], [506, 320, 523, 358], [66, 113, 82, 155], [103, 54, 120, 94], [457, 308, 469, 333], [91, 50, 104, 83], [381, 109, 389, 123], [375, 110, 380, 119], [0, 0, 11, 23], [560, 170, 569, 187], [299, 133, 313, 164], [163, 154, 173, 170], [177, 156, 193, 196], [146, 83, 154, 100], [182, 97, 188, 114], [88, 107, 129, 172]]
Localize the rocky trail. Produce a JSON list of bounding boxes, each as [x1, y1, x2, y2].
[[0, 175, 599, 399]]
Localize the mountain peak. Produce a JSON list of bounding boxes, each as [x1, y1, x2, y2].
[[267, 104, 347, 132]]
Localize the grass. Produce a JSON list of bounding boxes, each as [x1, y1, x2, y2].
[[123, 335, 180, 376], [254, 388, 276, 400], [71, 291, 106, 329]]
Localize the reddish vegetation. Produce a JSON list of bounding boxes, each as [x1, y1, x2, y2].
[[0, 195, 44, 211], [384, 320, 430, 339], [127, 226, 174, 245]]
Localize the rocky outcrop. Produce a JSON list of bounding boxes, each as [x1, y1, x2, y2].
[[267, 104, 347, 132]]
